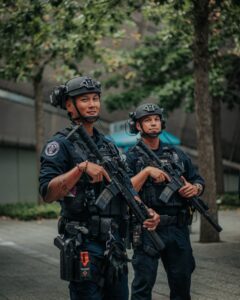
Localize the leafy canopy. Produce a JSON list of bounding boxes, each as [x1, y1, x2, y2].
[[0, 0, 129, 82], [97, 0, 240, 112]]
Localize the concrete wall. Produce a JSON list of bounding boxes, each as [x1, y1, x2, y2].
[[0, 87, 239, 204], [0, 146, 38, 203], [0, 90, 110, 204]]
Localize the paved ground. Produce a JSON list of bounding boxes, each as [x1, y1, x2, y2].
[[0, 209, 239, 300]]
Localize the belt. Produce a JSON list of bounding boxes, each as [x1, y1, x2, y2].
[[159, 215, 178, 226], [159, 210, 191, 227], [61, 216, 123, 242]]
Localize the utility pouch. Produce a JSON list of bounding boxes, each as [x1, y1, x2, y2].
[[90, 216, 100, 238], [60, 247, 75, 281], [132, 223, 142, 248], [119, 216, 129, 239], [100, 218, 112, 241]]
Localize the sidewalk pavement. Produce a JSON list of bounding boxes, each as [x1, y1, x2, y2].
[[0, 209, 239, 300]]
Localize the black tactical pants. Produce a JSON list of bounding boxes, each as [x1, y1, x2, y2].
[[69, 239, 129, 300], [131, 225, 195, 300], [69, 273, 128, 300]]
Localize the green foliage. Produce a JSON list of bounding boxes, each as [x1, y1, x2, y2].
[[0, 202, 60, 221], [0, 0, 129, 83], [99, 0, 240, 113], [105, 89, 150, 111], [220, 193, 240, 207]]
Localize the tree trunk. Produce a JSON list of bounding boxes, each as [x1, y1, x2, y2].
[[212, 98, 224, 195], [193, 0, 220, 242], [33, 74, 45, 204]]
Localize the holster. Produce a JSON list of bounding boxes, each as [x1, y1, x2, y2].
[[59, 238, 80, 281], [58, 237, 105, 284], [60, 248, 105, 284]]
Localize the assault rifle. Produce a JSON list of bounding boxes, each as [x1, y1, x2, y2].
[[136, 140, 222, 233], [71, 124, 165, 251]]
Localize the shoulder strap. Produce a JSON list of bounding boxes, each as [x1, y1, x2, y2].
[[54, 127, 72, 138], [59, 127, 89, 161]]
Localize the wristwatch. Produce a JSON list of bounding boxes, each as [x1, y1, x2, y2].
[[193, 183, 203, 196]]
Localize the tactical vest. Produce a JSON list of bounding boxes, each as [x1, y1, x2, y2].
[[133, 145, 187, 214], [57, 128, 128, 227]]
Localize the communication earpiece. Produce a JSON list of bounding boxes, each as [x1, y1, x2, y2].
[[127, 112, 139, 134], [50, 85, 67, 109]]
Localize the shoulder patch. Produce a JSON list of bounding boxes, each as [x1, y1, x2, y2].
[[45, 141, 60, 157]]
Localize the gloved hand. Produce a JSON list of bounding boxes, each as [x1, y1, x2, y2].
[[104, 241, 130, 284]]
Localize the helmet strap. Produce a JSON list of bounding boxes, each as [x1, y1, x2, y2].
[[69, 97, 99, 123], [139, 122, 161, 138]]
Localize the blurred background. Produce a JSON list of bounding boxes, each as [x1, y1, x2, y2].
[[0, 1, 239, 241]]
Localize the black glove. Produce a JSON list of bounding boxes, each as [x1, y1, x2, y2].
[[104, 240, 130, 284]]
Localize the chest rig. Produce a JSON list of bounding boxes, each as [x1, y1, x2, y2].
[[58, 127, 128, 240], [134, 145, 185, 212]]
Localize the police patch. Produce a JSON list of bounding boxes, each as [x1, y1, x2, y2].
[[45, 141, 60, 157]]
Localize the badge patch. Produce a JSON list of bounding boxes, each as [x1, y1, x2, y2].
[[45, 141, 60, 156]]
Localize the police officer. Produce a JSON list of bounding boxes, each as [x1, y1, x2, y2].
[[126, 103, 205, 300], [39, 77, 160, 300]]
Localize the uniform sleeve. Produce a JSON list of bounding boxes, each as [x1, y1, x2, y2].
[[39, 136, 75, 198], [176, 148, 205, 188]]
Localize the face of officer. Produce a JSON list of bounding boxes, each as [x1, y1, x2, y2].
[[65, 92, 100, 123], [136, 114, 162, 136]]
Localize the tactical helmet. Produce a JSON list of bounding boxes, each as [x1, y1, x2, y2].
[[50, 76, 101, 109], [128, 103, 166, 134]]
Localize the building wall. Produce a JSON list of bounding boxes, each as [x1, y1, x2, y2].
[[0, 92, 66, 204], [0, 90, 110, 204], [0, 146, 38, 203], [167, 105, 240, 163], [224, 172, 239, 193], [0, 88, 239, 204]]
